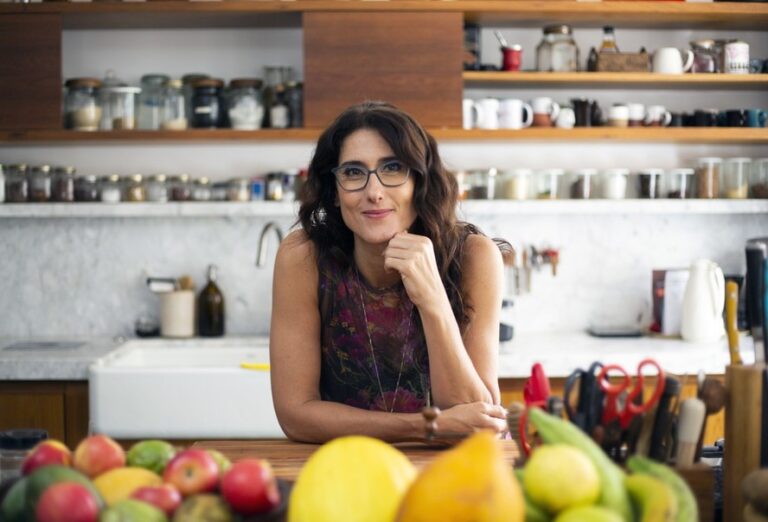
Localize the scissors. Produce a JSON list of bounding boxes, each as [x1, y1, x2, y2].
[[563, 361, 605, 436]]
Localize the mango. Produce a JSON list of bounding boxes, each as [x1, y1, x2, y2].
[[173, 493, 234, 522], [100, 498, 168, 522], [93, 467, 162, 506]]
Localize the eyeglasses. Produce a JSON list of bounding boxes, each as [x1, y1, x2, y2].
[[331, 160, 411, 192]]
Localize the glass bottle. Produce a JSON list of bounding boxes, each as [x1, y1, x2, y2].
[[198, 264, 225, 337], [137, 74, 170, 130], [74, 175, 100, 202], [227, 78, 264, 130], [51, 166, 76, 202], [100, 174, 122, 203], [161, 79, 188, 130], [599, 26, 620, 54], [536, 25, 579, 72], [586, 47, 599, 72], [64, 78, 102, 131]]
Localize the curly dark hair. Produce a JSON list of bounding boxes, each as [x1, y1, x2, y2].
[[298, 101, 506, 330]]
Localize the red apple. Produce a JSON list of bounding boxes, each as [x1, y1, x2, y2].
[[221, 459, 281, 515], [36, 482, 100, 522], [162, 449, 219, 496], [131, 484, 182, 515], [73, 434, 126, 478], [22, 440, 72, 475]]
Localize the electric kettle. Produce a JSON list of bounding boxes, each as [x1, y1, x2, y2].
[[681, 259, 725, 343]]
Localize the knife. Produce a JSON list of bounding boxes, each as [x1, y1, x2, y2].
[[726, 280, 742, 365], [675, 398, 706, 468], [649, 375, 682, 463]]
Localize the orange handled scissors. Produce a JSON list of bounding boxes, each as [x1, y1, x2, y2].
[[597, 358, 665, 430]]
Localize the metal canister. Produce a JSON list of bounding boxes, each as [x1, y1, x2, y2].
[[724, 40, 750, 74]]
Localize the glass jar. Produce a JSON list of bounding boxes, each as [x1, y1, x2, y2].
[[5, 164, 27, 203], [126, 174, 147, 202], [0, 164, 4, 203], [262, 66, 293, 128], [227, 78, 264, 130], [536, 25, 579, 72], [536, 168, 565, 200], [74, 175, 100, 202], [98, 71, 140, 131], [146, 174, 169, 202], [695, 157, 722, 199], [601, 168, 629, 199], [723, 158, 751, 199], [500, 169, 533, 200], [667, 168, 696, 199], [51, 166, 76, 202], [637, 168, 665, 199], [265, 173, 284, 201], [170, 174, 192, 201], [161, 79, 188, 130], [285, 80, 303, 128], [455, 171, 469, 200], [691, 39, 718, 74], [0, 429, 48, 482], [751, 158, 768, 198], [467, 169, 496, 200], [64, 78, 102, 131], [211, 181, 228, 201], [137, 74, 170, 130], [569, 168, 597, 199], [191, 78, 225, 128], [192, 177, 212, 201], [228, 178, 251, 202], [282, 170, 298, 202], [100, 174, 122, 203], [28, 165, 51, 202]]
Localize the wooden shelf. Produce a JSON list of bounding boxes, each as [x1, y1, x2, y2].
[[0, 129, 323, 143], [1, 1, 766, 29], [464, 71, 768, 90]]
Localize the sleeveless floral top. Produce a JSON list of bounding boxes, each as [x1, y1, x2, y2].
[[318, 254, 430, 413]]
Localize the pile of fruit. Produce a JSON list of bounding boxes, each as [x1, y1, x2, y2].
[[0, 435, 281, 521]]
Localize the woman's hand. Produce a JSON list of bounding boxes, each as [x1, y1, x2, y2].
[[383, 232, 446, 310], [429, 402, 508, 437]]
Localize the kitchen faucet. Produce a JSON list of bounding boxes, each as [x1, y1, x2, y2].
[[256, 221, 284, 267]]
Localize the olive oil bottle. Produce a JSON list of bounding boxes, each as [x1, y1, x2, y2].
[[198, 264, 225, 337]]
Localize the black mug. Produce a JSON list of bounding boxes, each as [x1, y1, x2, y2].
[[572, 98, 602, 127], [720, 109, 747, 127], [694, 109, 718, 127], [668, 112, 684, 127]]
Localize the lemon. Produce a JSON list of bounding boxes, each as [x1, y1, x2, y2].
[[126, 440, 176, 475], [523, 444, 600, 514]]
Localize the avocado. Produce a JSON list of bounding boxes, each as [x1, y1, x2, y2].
[[0, 477, 27, 522], [24, 465, 103, 520]]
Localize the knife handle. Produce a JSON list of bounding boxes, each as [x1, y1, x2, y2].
[[675, 398, 706, 468], [726, 281, 742, 365]]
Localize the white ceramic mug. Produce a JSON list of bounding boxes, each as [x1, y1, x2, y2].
[[531, 97, 560, 127], [608, 105, 630, 127], [499, 99, 533, 130], [627, 103, 645, 126], [555, 107, 576, 129], [645, 105, 672, 127], [472, 98, 500, 130], [724, 40, 750, 74], [652, 47, 694, 74]]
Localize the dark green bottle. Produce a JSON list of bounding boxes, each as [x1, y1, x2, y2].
[[198, 264, 225, 337]]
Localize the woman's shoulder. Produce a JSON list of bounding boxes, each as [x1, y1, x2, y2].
[[461, 231, 503, 273], [275, 229, 318, 273]]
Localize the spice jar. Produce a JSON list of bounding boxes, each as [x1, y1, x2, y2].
[[601, 168, 629, 199], [51, 166, 76, 202], [229, 178, 252, 202], [637, 168, 665, 199], [501, 169, 533, 200], [191, 78, 225, 128], [723, 158, 751, 199], [282, 170, 298, 202], [126, 174, 147, 202], [64, 78, 102, 131], [138, 74, 170, 130], [170, 174, 192, 201], [147, 174, 169, 202], [667, 168, 695, 199], [569, 168, 597, 199], [751, 158, 768, 198], [265, 173, 283, 201], [467, 169, 497, 200], [182, 74, 209, 125], [161, 79, 187, 130], [98, 71, 140, 130], [192, 177, 212, 201], [100, 174, 122, 203], [536, 25, 579, 72], [536, 168, 564, 200], [0, 429, 48, 482], [28, 165, 51, 202], [694, 157, 721, 199], [227, 78, 264, 130], [211, 182, 228, 201], [5, 164, 27, 203], [74, 174, 100, 202]]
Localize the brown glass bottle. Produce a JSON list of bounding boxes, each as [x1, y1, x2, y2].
[[198, 264, 225, 337]]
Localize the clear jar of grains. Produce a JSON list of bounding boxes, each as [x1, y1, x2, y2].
[[100, 175, 122, 203], [51, 166, 76, 202], [536, 25, 580, 72], [64, 78, 102, 131], [27, 165, 51, 202], [5, 164, 28, 203]]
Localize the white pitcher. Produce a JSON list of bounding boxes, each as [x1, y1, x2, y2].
[[680, 259, 725, 343]]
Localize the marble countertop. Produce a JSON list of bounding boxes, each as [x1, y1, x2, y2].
[[0, 332, 756, 381]]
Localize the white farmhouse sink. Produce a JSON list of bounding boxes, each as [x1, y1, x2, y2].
[[89, 337, 285, 439]]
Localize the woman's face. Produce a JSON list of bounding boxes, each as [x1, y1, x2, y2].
[[335, 128, 418, 249]]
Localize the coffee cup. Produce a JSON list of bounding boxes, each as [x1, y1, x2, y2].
[[694, 109, 719, 127], [555, 107, 576, 129], [746, 108, 767, 128], [531, 97, 560, 127], [669, 112, 684, 127], [571, 98, 602, 127], [471, 98, 500, 130], [721, 109, 747, 127], [499, 99, 533, 129], [608, 105, 630, 127], [644, 105, 672, 127], [652, 47, 694, 74], [627, 103, 645, 127]]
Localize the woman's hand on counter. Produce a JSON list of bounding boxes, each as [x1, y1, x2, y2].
[[434, 401, 508, 436]]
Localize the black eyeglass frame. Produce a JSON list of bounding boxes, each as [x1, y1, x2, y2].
[[331, 161, 413, 192]]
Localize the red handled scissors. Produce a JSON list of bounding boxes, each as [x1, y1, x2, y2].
[[597, 358, 666, 430]]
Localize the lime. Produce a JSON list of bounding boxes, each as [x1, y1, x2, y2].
[[206, 450, 232, 478], [126, 440, 176, 475], [554, 505, 623, 522], [523, 444, 600, 514]]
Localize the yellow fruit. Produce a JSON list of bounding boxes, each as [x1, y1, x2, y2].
[[554, 505, 624, 522], [524, 444, 600, 514], [93, 466, 162, 506], [289, 435, 416, 522], [396, 431, 524, 522]]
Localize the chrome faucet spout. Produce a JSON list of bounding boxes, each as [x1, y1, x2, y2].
[[256, 221, 284, 267]]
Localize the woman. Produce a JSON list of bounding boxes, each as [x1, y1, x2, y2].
[[270, 101, 508, 443]]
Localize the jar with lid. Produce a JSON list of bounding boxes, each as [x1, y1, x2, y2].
[[601, 168, 629, 199], [161, 79, 187, 130], [191, 79, 225, 129], [98, 71, 140, 130], [5, 164, 27, 203], [100, 175, 122, 203], [468, 169, 496, 200], [146, 174, 169, 202], [536, 168, 565, 199], [64, 78, 102, 131], [28, 165, 51, 202], [282, 170, 298, 202], [126, 174, 147, 202], [265, 173, 284, 201], [137, 74, 170, 130], [751, 158, 768, 198], [74, 174, 100, 202], [228, 178, 251, 202], [690, 39, 718, 74], [227, 78, 264, 130], [170, 174, 192, 201], [211, 181, 228, 201], [269, 84, 290, 129], [569, 168, 597, 199], [536, 25, 579, 72], [637, 168, 665, 199], [192, 177, 212, 201], [285, 81, 303, 128], [51, 166, 76, 202], [182, 74, 209, 125], [262, 66, 293, 128], [667, 168, 695, 199], [723, 158, 751, 199], [455, 171, 469, 200], [500, 169, 533, 200], [695, 157, 722, 199], [1, 429, 48, 482]]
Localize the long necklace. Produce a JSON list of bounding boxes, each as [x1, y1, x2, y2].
[[355, 268, 414, 413]]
